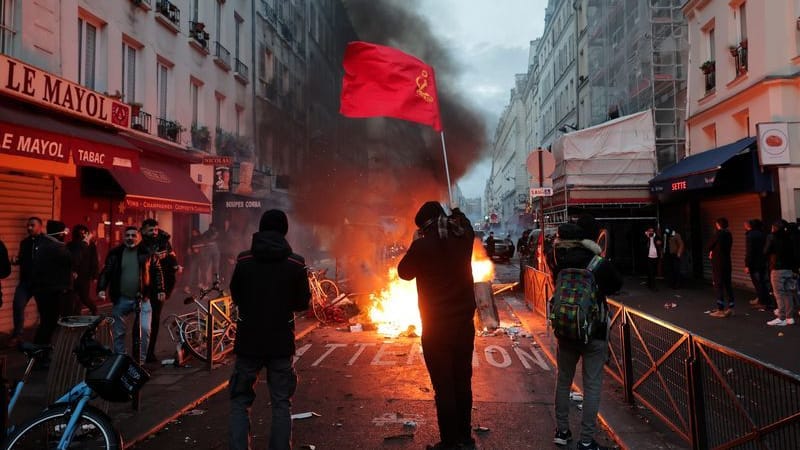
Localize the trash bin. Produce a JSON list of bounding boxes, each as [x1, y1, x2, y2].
[[45, 316, 112, 409], [474, 281, 500, 330]]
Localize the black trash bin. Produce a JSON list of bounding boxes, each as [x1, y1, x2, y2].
[[45, 316, 112, 409]]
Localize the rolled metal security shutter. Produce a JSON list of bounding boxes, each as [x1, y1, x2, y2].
[[699, 194, 761, 289], [0, 173, 55, 333]]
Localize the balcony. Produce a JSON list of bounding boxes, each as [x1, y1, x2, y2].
[[729, 40, 748, 77], [155, 1, 180, 32], [157, 117, 183, 142], [278, 20, 293, 42], [189, 22, 210, 53], [259, 1, 277, 24], [131, 0, 151, 10], [234, 58, 249, 84], [131, 107, 152, 133], [259, 79, 277, 101], [700, 60, 715, 93], [213, 41, 231, 70]]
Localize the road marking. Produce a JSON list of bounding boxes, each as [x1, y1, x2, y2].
[[407, 343, 424, 366], [294, 343, 312, 365], [371, 343, 398, 365], [372, 412, 426, 426], [485, 345, 512, 368], [514, 346, 550, 371], [312, 343, 347, 366], [348, 343, 376, 366]]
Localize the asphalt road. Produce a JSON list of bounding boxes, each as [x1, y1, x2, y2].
[[132, 259, 616, 449]]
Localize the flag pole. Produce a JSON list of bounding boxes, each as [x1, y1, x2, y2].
[[440, 131, 453, 205]]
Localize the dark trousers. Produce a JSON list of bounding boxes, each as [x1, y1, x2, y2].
[[146, 297, 165, 360], [713, 269, 735, 309], [749, 267, 774, 307], [12, 283, 34, 337], [229, 355, 297, 450], [646, 257, 659, 290], [72, 278, 98, 315], [665, 254, 682, 288], [33, 291, 63, 345], [421, 318, 475, 446]]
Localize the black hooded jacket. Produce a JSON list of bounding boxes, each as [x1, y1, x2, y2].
[[31, 235, 72, 295], [142, 231, 179, 297], [230, 230, 310, 358], [397, 209, 476, 326]]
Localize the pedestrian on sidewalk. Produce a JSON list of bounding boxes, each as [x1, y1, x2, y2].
[[141, 219, 180, 363], [67, 225, 99, 315], [228, 209, 310, 450], [398, 201, 477, 450], [0, 236, 10, 310], [31, 220, 72, 347], [744, 219, 773, 310], [8, 217, 46, 347], [663, 227, 684, 289], [485, 231, 496, 260], [644, 226, 661, 291], [97, 226, 164, 362], [708, 217, 735, 318], [765, 220, 796, 326]]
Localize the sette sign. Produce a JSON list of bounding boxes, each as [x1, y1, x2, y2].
[[530, 187, 553, 197]]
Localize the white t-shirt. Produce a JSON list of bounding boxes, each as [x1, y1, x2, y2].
[[648, 236, 658, 259]]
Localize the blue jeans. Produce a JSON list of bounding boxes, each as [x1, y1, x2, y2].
[[771, 270, 796, 320], [229, 355, 297, 450], [556, 338, 608, 443], [111, 296, 152, 362], [12, 283, 34, 337]]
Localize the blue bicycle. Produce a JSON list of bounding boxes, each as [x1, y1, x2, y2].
[[3, 316, 149, 449]]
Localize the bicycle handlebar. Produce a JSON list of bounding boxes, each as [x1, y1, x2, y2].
[[75, 316, 113, 370], [184, 273, 226, 304]]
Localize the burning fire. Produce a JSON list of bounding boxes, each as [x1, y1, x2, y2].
[[368, 238, 495, 336]]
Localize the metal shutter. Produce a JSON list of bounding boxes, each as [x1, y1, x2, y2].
[[0, 174, 55, 333], [700, 194, 761, 289]]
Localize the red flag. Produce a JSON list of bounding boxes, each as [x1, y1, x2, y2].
[[340, 41, 442, 131]]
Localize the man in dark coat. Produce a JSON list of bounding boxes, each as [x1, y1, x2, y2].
[[707, 217, 734, 317], [744, 219, 773, 310], [547, 220, 622, 450], [228, 209, 310, 450], [9, 217, 45, 347], [67, 225, 99, 315], [140, 218, 180, 362], [398, 201, 477, 450], [764, 220, 797, 326], [0, 237, 10, 308], [31, 220, 73, 346]]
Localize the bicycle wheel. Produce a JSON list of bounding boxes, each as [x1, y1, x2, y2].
[[180, 316, 210, 362], [4, 403, 122, 449], [311, 289, 329, 322], [320, 279, 340, 301]]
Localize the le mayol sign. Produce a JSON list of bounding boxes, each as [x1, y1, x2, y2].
[[0, 54, 131, 129]]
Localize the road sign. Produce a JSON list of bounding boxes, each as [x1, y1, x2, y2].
[[530, 187, 553, 197], [526, 148, 556, 180]]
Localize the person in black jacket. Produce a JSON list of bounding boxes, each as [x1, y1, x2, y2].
[[141, 219, 180, 363], [31, 220, 73, 347], [398, 201, 477, 450], [707, 217, 734, 318], [0, 237, 10, 308], [744, 219, 773, 310], [228, 209, 310, 450], [765, 220, 797, 326], [547, 219, 622, 450], [67, 225, 99, 315], [9, 217, 45, 347], [97, 226, 164, 362]]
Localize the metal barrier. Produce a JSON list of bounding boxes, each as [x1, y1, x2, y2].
[[205, 296, 237, 370], [522, 266, 800, 449]]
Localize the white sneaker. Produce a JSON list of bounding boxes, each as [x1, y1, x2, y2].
[[775, 308, 780, 317], [767, 318, 787, 326], [787, 318, 796, 325]]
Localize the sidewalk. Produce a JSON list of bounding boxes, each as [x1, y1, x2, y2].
[[1, 298, 318, 449]]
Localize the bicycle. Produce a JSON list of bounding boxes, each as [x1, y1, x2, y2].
[[4, 342, 53, 436], [164, 274, 236, 363], [3, 316, 149, 449], [307, 267, 343, 323]]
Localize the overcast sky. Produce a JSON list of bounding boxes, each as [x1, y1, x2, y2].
[[416, 0, 547, 198]]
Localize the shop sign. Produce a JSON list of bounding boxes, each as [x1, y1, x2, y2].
[[757, 122, 791, 166], [0, 54, 131, 129], [124, 197, 211, 214], [203, 155, 233, 165], [214, 166, 231, 192], [0, 121, 138, 169], [223, 199, 263, 209]]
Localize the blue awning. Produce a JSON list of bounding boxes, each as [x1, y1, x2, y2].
[[650, 137, 757, 193]]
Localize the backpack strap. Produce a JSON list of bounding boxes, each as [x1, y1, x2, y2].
[[586, 255, 603, 272]]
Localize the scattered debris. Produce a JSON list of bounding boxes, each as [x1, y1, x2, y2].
[[291, 412, 322, 420], [349, 323, 363, 333], [577, 403, 584, 411], [383, 433, 415, 441], [570, 392, 584, 402], [300, 445, 317, 450], [726, 368, 734, 375], [403, 420, 418, 428], [474, 426, 490, 433], [184, 409, 206, 416], [663, 302, 677, 310], [334, 422, 343, 428]]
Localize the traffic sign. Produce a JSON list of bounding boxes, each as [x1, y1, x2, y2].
[[530, 187, 553, 197], [526, 148, 556, 180]]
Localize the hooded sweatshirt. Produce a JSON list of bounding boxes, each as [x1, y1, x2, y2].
[[230, 230, 311, 358]]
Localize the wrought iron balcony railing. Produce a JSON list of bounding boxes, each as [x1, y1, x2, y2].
[[235, 58, 249, 81], [189, 22, 210, 50], [730, 41, 748, 77], [214, 41, 231, 69], [131, 108, 152, 133], [157, 117, 182, 142]]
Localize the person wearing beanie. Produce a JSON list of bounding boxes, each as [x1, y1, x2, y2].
[[140, 218, 178, 363], [229, 208, 310, 450], [9, 217, 45, 347], [398, 201, 477, 450], [31, 219, 73, 348], [765, 219, 796, 326]]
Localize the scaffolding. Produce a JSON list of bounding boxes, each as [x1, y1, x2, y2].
[[586, 0, 688, 171]]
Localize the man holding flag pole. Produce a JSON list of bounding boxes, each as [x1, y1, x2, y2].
[[340, 41, 477, 450]]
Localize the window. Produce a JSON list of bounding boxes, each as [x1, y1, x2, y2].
[[738, 3, 747, 43], [121, 43, 136, 103], [191, 0, 199, 23], [0, 0, 15, 54], [708, 27, 715, 61], [215, 95, 222, 131], [190, 81, 199, 125], [78, 18, 98, 89], [215, 1, 222, 40], [235, 106, 241, 135], [157, 63, 169, 118], [235, 13, 243, 60]]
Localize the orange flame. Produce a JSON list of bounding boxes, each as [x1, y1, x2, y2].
[[368, 239, 495, 336]]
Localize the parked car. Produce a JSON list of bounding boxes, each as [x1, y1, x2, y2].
[[484, 235, 515, 262]]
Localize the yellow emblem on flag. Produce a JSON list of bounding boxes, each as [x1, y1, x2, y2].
[[416, 70, 434, 103]]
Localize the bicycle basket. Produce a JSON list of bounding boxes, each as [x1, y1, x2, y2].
[[85, 353, 150, 402]]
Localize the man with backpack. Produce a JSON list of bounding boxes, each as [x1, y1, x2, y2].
[[547, 219, 622, 450]]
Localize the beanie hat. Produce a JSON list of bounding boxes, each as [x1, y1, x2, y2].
[[557, 223, 583, 240], [259, 209, 288, 235], [414, 201, 445, 228], [576, 214, 599, 240], [46, 220, 67, 236]]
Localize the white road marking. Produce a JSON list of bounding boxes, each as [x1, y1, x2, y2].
[[311, 343, 347, 366], [484, 345, 512, 368], [348, 343, 376, 366]]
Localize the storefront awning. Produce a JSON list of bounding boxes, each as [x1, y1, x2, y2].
[[0, 102, 140, 170], [649, 137, 756, 193], [108, 157, 211, 214]]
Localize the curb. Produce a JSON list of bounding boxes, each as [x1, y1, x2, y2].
[[124, 321, 320, 449]]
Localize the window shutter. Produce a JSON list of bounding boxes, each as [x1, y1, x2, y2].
[[127, 46, 136, 102], [85, 23, 96, 89]]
